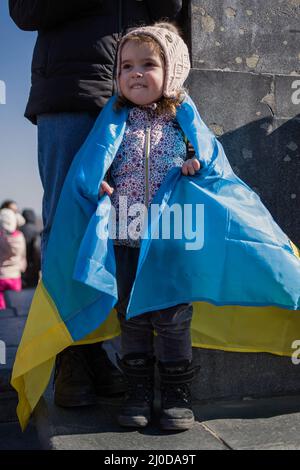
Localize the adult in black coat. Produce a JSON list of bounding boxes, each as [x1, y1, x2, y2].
[[9, 0, 188, 409], [9, 0, 187, 260], [20, 209, 41, 288], [9, 0, 186, 124]]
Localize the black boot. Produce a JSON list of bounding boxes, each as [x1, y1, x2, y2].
[[117, 354, 155, 428], [54, 345, 97, 407], [158, 360, 195, 431]]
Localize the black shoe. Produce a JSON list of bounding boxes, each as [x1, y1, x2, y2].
[[54, 345, 97, 407], [88, 342, 127, 397], [117, 354, 155, 428], [158, 360, 195, 431]]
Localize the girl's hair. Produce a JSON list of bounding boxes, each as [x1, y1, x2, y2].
[[114, 22, 187, 116]]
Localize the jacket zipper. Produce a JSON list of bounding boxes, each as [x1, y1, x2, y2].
[[144, 124, 151, 207]]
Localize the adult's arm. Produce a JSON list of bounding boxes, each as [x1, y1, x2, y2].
[[0, 234, 12, 263], [19, 233, 27, 273], [145, 0, 183, 22], [8, 0, 103, 31]]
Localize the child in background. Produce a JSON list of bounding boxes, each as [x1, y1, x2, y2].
[[99, 22, 199, 431], [0, 209, 27, 310], [0, 199, 26, 228]]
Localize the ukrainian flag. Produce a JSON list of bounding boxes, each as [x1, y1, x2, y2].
[[11, 95, 300, 430]]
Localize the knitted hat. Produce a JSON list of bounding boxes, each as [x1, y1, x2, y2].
[[0, 208, 17, 233], [116, 25, 191, 98]]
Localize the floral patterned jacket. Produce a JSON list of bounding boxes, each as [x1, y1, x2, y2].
[[109, 106, 188, 247]]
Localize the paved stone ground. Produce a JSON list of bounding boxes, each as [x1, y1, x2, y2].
[[0, 422, 41, 450], [34, 389, 300, 450]]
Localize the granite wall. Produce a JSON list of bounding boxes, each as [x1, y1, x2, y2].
[[186, 0, 300, 245]]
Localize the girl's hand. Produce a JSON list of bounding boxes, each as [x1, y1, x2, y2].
[[99, 181, 114, 198], [181, 158, 201, 176]]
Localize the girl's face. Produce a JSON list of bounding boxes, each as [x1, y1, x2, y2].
[[119, 40, 164, 106]]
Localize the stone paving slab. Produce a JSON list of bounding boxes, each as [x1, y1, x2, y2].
[[50, 422, 226, 451], [195, 395, 300, 450], [0, 422, 41, 450], [4, 289, 34, 317], [0, 291, 33, 425], [0, 396, 18, 423], [2, 346, 18, 370], [34, 395, 227, 450], [0, 317, 27, 347], [201, 412, 300, 450], [0, 308, 17, 319]]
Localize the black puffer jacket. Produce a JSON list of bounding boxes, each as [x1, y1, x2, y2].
[[9, 0, 186, 124]]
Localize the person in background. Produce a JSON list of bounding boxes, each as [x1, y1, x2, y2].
[[0, 209, 27, 310], [9, 0, 187, 409], [1, 200, 26, 229], [20, 209, 41, 288]]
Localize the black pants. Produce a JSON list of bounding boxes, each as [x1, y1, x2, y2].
[[114, 244, 193, 363]]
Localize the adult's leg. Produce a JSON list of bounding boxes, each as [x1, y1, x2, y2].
[[37, 112, 124, 404], [37, 112, 97, 265]]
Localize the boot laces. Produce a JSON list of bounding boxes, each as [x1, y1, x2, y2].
[[162, 382, 191, 407]]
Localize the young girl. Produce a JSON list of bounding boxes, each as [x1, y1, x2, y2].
[[99, 22, 199, 431], [0, 209, 27, 310], [11, 20, 300, 434]]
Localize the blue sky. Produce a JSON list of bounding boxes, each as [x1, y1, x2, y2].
[[0, 1, 42, 216]]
